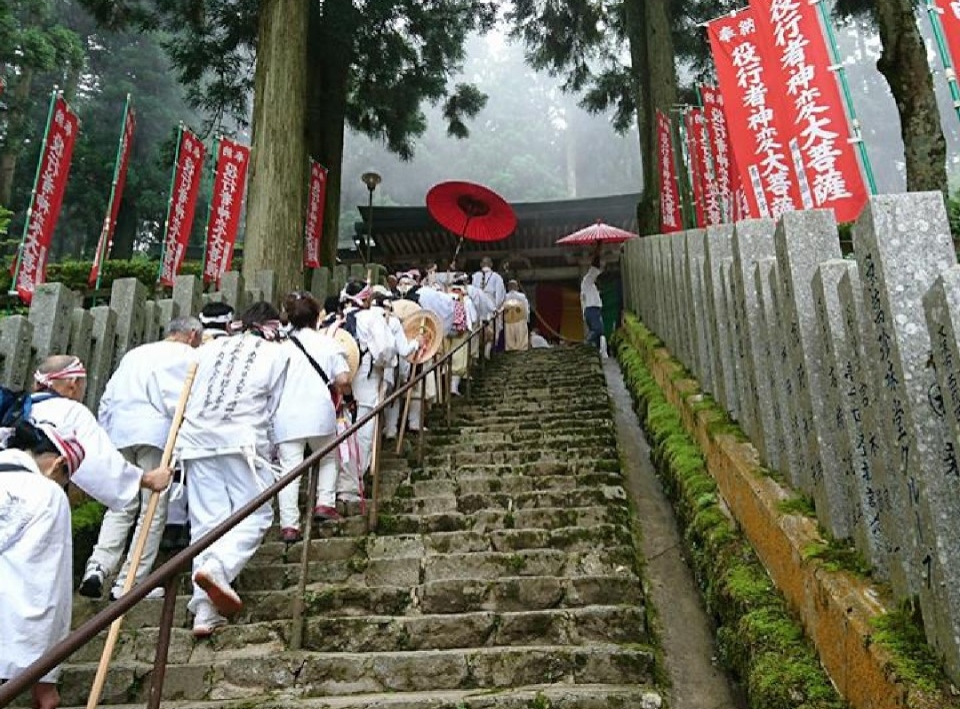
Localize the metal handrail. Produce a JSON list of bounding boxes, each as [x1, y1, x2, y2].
[[0, 309, 502, 709]]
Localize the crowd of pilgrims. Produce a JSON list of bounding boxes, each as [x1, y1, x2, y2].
[[0, 257, 551, 709]]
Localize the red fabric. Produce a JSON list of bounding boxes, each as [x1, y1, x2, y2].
[[749, 0, 867, 223], [656, 110, 683, 233], [534, 283, 565, 337], [708, 8, 802, 220], [15, 95, 79, 303], [556, 221, 638, 245], [89, 102, 136, 287], [699, 86, 734, 224], [303, 160, 328, 268], [203, 138, 250, 283], [159, 127, 205, 287], [426, 181, 516, 242], [933, 1, 960, 101]]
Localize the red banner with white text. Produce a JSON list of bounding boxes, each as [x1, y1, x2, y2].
[[657, 111, 683, 233], [14, 95, 79, 303], [89, 100, 136, 287], [699, 85, 733, 223], [159, 127, 205, 287], [749, 0, 867, 223], [203, 138, 249, 284], [933, 0, 960, 81], [708, 8, 801, 220], [304, 160, 328, 268], [684, 109, 707, 228]]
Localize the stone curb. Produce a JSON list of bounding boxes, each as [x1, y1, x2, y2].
[[619, 316, 958, 709]]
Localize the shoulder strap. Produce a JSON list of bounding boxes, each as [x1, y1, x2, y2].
[[0, 462, 33, 474], [289, 335, 331, 385]]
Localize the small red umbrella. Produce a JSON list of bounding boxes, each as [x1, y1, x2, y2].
[[556, 220, 639, 246], [426, 181, 517, 265]]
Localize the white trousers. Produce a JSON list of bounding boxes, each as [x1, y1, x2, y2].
[[276, 435, 337, 529], [87, 445, 166, 590], [185, 454, 273, 612], [352, 358, 384, 476]]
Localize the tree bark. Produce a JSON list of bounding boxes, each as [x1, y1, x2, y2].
[[243, 0, 309, 299], [0, 68, 35, 207], [306, 0, 356, 270], [874, 0, 947, 193]]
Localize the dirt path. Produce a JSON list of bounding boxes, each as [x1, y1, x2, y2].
[[603, 358, 746, 709]]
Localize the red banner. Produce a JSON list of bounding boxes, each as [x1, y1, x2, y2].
[[89, 100, 136, 287], [699, 85, 733, 223], [933, 0, 960, 86], [303, 160, 328, 268], [159, 127, 205, 287], [203, 138, 249, 284], [684, 109, 707, 228], [657, 110, 683, 234], [14, 95, 79, 303], [708, 8, 801, 220], [750, 0, 867, 223]]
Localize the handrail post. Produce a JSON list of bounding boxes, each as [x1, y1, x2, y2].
[[445, 358, 453, 428], [291, 462, 319, 651], [417, 370, 427, 466], [146, 574, 180, 709]]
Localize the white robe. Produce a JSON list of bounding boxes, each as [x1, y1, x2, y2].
[[98, 339, 198, 450], [472, 269, 506, 309], [0, 450, 72, 683], [416, 287, 458, 336], [274, 329, 348, 442], [31, 396, 142, 512]]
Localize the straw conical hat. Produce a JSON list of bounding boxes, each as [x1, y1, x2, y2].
[[323, 325, 361, 380], [402, 311, 443, 364], [392, 299, 421, 320], [503, 301, 526, 325]]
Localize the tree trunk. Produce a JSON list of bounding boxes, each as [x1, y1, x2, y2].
[[243, 0, 309, 299], [111, 198, 137, 260], [0, 68, 35, 207], [874, 0, 947, 193], [306, 0, 356, 270]]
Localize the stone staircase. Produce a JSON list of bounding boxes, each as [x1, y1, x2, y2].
[[53, 346, 662, 709]]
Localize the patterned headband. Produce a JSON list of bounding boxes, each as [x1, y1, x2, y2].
[[34, 357, 87, 388], [35, 422, 85, 477], [340, 284, 372, 307]]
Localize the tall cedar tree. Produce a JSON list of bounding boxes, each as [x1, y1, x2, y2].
[[79, 0, 496, 294]]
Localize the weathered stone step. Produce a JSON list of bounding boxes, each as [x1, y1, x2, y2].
[[380, 486, 628, 516], [376, 504, 630, 536], [56, 683, 664, 709], [408, 470, 623, 496], [413, 460, 621, 480], [420, 449, 619, 467], [56, 644, 656, 705], [71, 606, 648, 663], [419, 438, 617, 456]]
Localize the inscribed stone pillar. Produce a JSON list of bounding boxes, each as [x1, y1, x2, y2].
[[219, 271, 246, 312], [86, 305, 117, 410], [684, 229, 712, 390], [773, 210, 843, 506], [731, 219, 777, 461], [172, 275, 203, 320], [67, 308, 94, 375], [255, 270, 278, 305], [157, 299, 181, 332], [649, 236, 664, 338], [311, 267, 331, 300], [836, 268, 889, 577], [853, 193, 959, 672], [332, 265, 349, 299], [653, 236, 670, 348], [144, 300, 163, 344], [719, 258, 742, 420], [671, 235, 693, 368], [28, 283, 75, 362], [754, 258, 791, 477], [703, 226, 739, 418], [0, 316, 34, 390], [810, 260, 862, 540], [110, 277, 147, 359], [246, 287, 264, 305]]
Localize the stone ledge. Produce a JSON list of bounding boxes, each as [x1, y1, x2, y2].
[[619, 315, 958, 709]]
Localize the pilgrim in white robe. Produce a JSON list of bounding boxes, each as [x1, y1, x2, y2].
[[503, 292, 530, 351], [383, 312, 421, 438], [0, 449, 72, 685]]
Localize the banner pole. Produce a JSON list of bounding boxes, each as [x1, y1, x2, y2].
[[201, 135, 222, 286], [157, 123, 184, 286], [925, 0, 960, 126], [813, 0, 878, 194], [10, 89, 58, 297], [672, 107, 696, 230], [95, 93, 132, 293]]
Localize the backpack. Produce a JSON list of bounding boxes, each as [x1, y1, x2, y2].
[[342, 311, 360, 340], [0, 388, 59, 428]]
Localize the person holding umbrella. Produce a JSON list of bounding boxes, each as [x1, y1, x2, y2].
[[581, 246, 605, 353]]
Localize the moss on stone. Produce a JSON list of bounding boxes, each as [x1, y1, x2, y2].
[[778, 495, 817, 518], [870, 604, 945, 694]]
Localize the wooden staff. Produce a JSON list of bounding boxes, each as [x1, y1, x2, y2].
[[86, 362, 199, 709]]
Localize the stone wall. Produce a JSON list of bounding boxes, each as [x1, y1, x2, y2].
[[620, 193, 960, 683], [0, 265, 374, 411]]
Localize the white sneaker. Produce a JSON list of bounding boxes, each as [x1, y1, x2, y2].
[[110, 585, 165, 602], [192, 600, 227, 638], [193, 559, 242, 617]]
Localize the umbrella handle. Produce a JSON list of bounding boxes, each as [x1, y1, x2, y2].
[[451, 235, 465, 270]]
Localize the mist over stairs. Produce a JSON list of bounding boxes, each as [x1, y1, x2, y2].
[[52, 346, 663, 709]]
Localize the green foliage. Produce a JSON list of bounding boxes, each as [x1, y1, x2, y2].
[[870, 604, 948, 694], [0, 257, 209, 295], [778, 496, 817, 518], [802, 538, 873, 577], [71, 499, 105, 533]]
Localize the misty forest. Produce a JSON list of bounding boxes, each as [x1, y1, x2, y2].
[[1, 0, 959, 297]]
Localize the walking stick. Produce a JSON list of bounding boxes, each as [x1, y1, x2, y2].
[[86, 362, 199, 709], [396, 365, 417, 455]]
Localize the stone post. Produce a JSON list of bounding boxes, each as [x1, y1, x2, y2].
[[67, 308, 94, 375], [28, 283, 75, 363], [311, 267, 332, 300], [172, 274, 204, 320], [0, 316, 34, 390], [86, 305, 117, 410], [219, 271, 246, 312], [754, 258, 791, 477], [255, 270, 278, 305], [157, 300, 181, 332], [703, 225, 739, 418], [684, 229, 713, 391], [109, 278, 147, 360]]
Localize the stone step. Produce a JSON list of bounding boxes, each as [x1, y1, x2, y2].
[[407, 471, 623, 496], [71, 606, 648, 663], [412, 461, 622, 480], [380, 486, 628, 516], [56, 683, 664, 709], [56, 644, 656, 705], [376, 504, 630, 536], [419, 450, 619, 467]]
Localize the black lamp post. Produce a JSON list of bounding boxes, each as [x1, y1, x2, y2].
[[361, 171, 382, 264]]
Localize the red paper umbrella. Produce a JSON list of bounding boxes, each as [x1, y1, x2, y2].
[[556, 220, 639, 246], [426, 181, 517, 257]]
